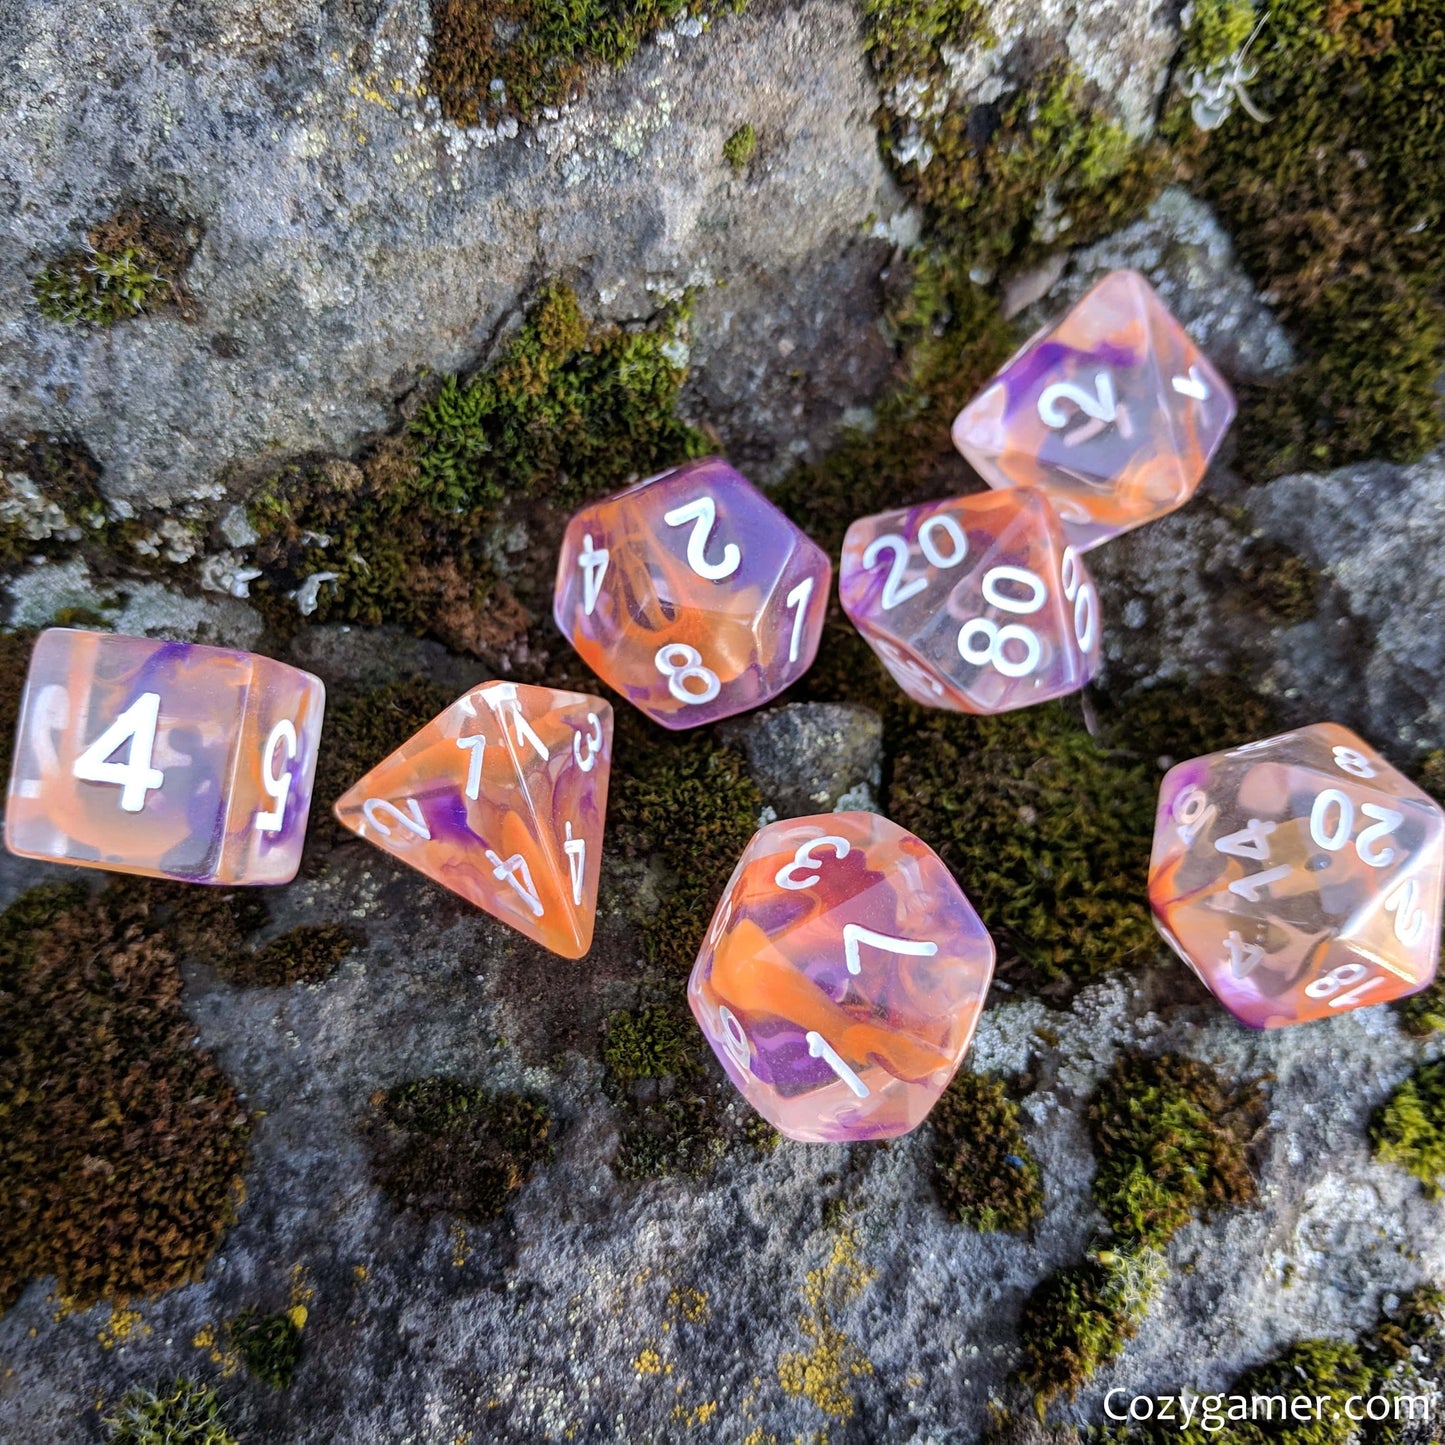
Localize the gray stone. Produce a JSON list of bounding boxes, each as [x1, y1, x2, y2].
[[1, 0, 901, 503], [722, 701, 884, 818]]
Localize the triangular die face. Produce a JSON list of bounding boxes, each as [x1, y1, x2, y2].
[[334, 683, 613, 959]]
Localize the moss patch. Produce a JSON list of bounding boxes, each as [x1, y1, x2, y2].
[[363, 1076, 552, 1223], [929, 1071, 1044, 1232], [226, 1306, 304, 1389], [1232, 540, 1321, 625], [723, 122, 757, 170], [1018, 1052, 1261, 1405], [1372, 1058, 1445, 1196], [865, 1, 1167, 274], [0, 884, 250, 1314], [34, 207, 198, 328], [1090, 1052, 1261, 1250], [0, 434, 108, 571], [1017, 1249, 1163, 1404], [891, 701, 1158, 984], [1186, 0, 1445, 475], [426, 0, 746, 127], [102, 1378, 238, 1445], [248, 285, 703, 652], [216, 923, 364, 989]]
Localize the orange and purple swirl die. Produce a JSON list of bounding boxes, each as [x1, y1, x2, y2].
[[5, 628, 325, 884], [688, 812, 995, 1142], [839, 487, 1102, 714], [952, 269, 1235, 550], [334, 681, 612, 960], [553, 457, 830, 728], [1150, 723, 1444, 1029]]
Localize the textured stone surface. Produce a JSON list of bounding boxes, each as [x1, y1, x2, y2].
[[0, 0, 901, 503], [723, 701, 884, 817]]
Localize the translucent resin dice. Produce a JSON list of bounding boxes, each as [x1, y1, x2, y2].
[[5, 628, 325, 884], [688, 812, 995, 1142], [553, 457, 830, 729], [334, 682, 611, 959], [838, 488, 1101, 714], [1149, 723, 1444, 1029], [952, 269, 1235, 549]]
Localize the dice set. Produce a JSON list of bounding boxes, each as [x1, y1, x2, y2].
[[6, 271, 1435, 1149]]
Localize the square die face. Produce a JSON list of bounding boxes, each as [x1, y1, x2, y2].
[[952, 270, 1234, 549], [221, 655, 326, 884], [7, 630, 247, 880]]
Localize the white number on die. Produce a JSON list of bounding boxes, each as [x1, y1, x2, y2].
[[806, 1030, 869, 1098], [1059, 547, 1098, 652], [256, 719, 299, 833], [1173, 786, 1218, 845], [573, 712, 604, 772], [577, 533, 610, 616], [785, 576, 815, 666], [842, 923, 938, 977], [662, 494, 741, 581], [862, 534, 927, 611], [774, 834, 851, 891], [1038, 372, 1117, 429], [1384, 878, 1429, 947], [363, 797, 431, 841], [958, 565, 1048, 678], [486, 848, 544, 917], [1304, 961, 1384, 1009], [655, 643, 721, 705], [71, 691, 165, 813], [1331, 744, 1378, 779], [1308, 790, 1404, 868], [564, 822, 586, 906]]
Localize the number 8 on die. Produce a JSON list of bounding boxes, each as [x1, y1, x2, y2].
[[839, 488, 1101, 714]]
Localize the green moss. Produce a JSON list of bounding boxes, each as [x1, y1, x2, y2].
[[0, 434, 108, 571], [310, 676, 459, 847], [610, 726, 762, 974], [1216, 1339, 1374, 1445], [102, 1378, 238, 1445], [930, 1071, 1044, 1232], [1090, 1052, 1261, 1250], [226, 1306, 304, 1389], [891, 701, 1158, 982], [723, 122, 757, 170], [1189, 0, 1445, 475], [248, 285, 703, 651], [34, 208, 197, 328], [217, 923, 364, 988], [1180, 0, 1260, 77], [1372, 1059, 1445, 1196], [1233, 541, 1321, 624], [426, 0, 746, 127], [363, 1076, 552, 1223], [1099, 675, 1279, 767], [866, 0, 1166, 273], [0, 885, 250, 1314], [1017, 1249, 1163, 1405], [1394, 973, 1445, 1038], [602, 1003, 696, 1085]]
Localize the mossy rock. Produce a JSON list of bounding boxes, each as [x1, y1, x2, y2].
[[1372, 1059, 1445, 1196], [929, 1071, 1044, 1233], [1090, 1052, 1262, 1251], [0, 885, 250, 1313], [102, 1378, 238, 1445], [363, 1076, 553, 1224], [1188, 0, 1445, 474]]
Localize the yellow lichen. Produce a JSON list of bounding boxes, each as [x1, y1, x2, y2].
[[668, 1286, 709, 1324], [776, 1218, 876, 1420], [634, 1347, 668, 1376]]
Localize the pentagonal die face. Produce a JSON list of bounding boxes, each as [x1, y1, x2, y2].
[[688, 812, 995, 1142], [838, 488, 1101, 714], [1149, 723, 1445, 1029], [553, 457, 831, 728], [951, 269, 1235, 550], [5, 629, 325, 884]]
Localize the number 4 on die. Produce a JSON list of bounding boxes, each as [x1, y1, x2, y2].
[[333, 681, 613, 959], [6, 629, 325, 884]]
